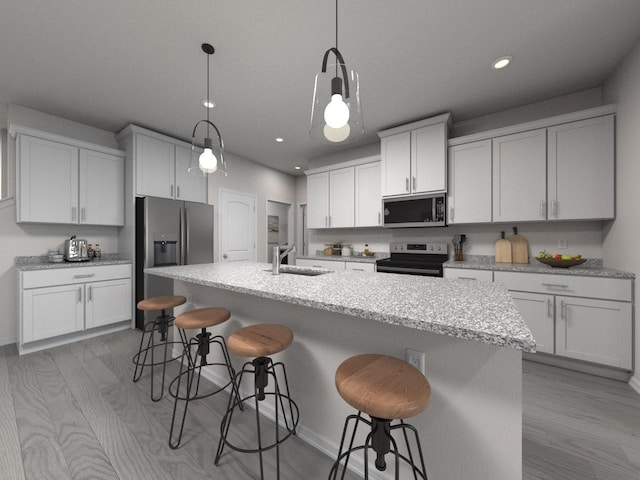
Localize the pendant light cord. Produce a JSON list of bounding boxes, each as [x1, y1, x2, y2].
[[206, 52, 210, 138], [335, 0, 339, 76]]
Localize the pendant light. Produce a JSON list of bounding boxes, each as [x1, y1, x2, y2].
[[188, 43, 227, 176], [310, 0, 364, 144]]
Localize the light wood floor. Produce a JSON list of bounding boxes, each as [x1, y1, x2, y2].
[[1, 329, 639, 480]]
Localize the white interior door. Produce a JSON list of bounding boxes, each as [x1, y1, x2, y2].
[[219, 189, 257, 262]]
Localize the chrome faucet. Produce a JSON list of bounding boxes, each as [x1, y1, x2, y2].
[[272, 244, 296, 275]]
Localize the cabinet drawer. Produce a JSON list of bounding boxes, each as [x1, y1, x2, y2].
[[494, 271, 632, 302], [444, 268, 493, 281], [296, 258, 345, 270], [22, 264, 132, 289], [345, 262, 375, 273]]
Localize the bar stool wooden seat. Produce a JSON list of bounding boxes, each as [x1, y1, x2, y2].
[[132, 295, 186, 402], [329, 354, 431, 480], [215, 324, 299, 480], [168, 306, 240, 449]]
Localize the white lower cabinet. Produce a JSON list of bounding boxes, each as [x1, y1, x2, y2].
[[20, 265, 132, 354], [296, 259, 376, 272], [495, 271, 633, 370]]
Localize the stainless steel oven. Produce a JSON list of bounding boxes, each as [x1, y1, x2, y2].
[[376, 242, 449, 277]]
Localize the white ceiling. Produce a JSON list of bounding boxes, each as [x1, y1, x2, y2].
[[2, 0, 640, 175]]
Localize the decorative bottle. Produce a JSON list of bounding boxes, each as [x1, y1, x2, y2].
[[94, 244, 101, 260]]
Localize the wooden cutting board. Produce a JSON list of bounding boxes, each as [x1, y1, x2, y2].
[[495, 232, 512, 263], [509, 227, 529, 264]]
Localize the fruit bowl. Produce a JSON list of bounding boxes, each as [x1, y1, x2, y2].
[[535, 257, 586, 268]]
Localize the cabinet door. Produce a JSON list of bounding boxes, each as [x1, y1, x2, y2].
[[307, 172, 330, 228], [18, 134, 79, 223], [511, 291, 555, 354], [85, 278, 132, 329], [355, 162, 381, 227], [79, 149, 124, 226], [556, 296, 632, 369], [448, 140, 492, 224], [381, 131, 411, 196], [492, 129, 546, 222], [547, 115, 614, 220], [175, 145, 208, 204], [412, 123, 446, 194], [329, 167, 355, 228], [22, 284, 84, 343], [135, 134, 175, 199]]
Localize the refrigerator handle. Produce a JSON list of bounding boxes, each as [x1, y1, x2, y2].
[[179, 206, 187, 265], [184, 206, 189, 265]]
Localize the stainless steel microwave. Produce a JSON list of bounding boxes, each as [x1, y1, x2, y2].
[[382, 193, 447, 228]]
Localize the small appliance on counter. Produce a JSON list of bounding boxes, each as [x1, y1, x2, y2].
[[64, 235, 89, 262]]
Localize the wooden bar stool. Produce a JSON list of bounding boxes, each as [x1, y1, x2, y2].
[[168, 307, 240, 449], [132, 295, 186, 401], [329, 354, 431, 480], [215, 323, 299, 480]]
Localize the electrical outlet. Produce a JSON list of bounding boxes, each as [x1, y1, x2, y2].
[[557, 239, 568, 249], [405, 348, 426, 375], [186, 292, 193, 304]]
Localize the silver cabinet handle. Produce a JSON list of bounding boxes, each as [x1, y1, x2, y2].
[[81, 207, 86, 222], [73, 273, 95, 279], [176, 185, 180, 198], [560, 300, 566, 320], [405, 177, 410, 192], [222, 253, 228, 259], [540, 200, 545, 218], [449, 206, 454, 221], [542, 283, 569, 289], [552, 200, 558, 216], [171, 184, 174, 197], [378, 212, 381, 224], [88, 285, 92, 301], [351, 268, 365, 271], [78, 286, 82, 303], [412, 176, 417, 190], [458, 277, 477, 280], [547, 298, 553, 318], [72, 206, 77, 222]]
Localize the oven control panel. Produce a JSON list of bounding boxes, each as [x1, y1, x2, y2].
[[390, 242, 448, 254]]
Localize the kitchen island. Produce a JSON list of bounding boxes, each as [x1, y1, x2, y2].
[[146, 262, 533, 479]]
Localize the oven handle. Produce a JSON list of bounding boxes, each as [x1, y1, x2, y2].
[[377, 266, 441, 276]]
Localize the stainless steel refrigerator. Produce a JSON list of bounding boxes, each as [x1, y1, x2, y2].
[[135, 197, 214, 329]]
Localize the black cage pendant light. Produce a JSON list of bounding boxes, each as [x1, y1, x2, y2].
[[188, 43, 227, 176], [310, 0, 364, 144]]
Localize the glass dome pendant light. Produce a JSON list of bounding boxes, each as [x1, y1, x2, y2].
[[310, 0, 364, 144], [188, 43, 227, 176]]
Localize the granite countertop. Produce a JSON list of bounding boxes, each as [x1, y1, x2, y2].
[[295, 253, 387, 264], [15, 255, 132, 271], [146, 262, 535, 353], [444, 255, 635, 279]]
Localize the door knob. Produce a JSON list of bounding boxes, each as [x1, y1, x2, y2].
[[223, 253, 228, 259]]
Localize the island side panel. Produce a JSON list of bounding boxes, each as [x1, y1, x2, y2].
[[173, 280, 522, 480]]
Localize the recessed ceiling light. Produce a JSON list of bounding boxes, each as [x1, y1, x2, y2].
[[491, 56, 513, 70], [294, 166, 302, 170], [275, 137, 284, 143], [202, 99, 216, 108]]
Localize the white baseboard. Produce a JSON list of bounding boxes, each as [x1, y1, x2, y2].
[[0, 336, 17, 347], [175, 352, 393, 480], [630, 375, 640, 396]]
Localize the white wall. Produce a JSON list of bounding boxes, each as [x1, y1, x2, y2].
[[207, 152, 296, 263], [0, 104, 121, 344], [602, 39, 640, 390]]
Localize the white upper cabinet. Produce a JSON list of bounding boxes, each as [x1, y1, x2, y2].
[[15, 131, 124, 226], [174, 145, 208, 204], [355, 162, 382, 227], [79, 149, 125, 226], [329, 167, 355, 228], [547, 115, 614, 220], [306, 157, 381, 229], [447, 139, 492, 224], [492, 129, 547, 223], [135, 134, 175, 199], [379, 114, 451, 197], [307, 171, 330, 229], [133, 131, 208, 203]]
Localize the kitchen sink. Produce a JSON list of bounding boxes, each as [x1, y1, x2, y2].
[[264, 265, 331, 276]]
